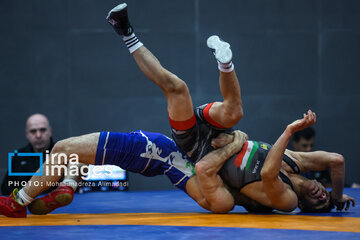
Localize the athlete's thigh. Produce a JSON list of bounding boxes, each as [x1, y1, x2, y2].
[[165, 72, 194, 122], [56, 133, 99, 165]]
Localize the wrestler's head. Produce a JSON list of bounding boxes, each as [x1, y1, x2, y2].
[[25, 113, 52, 152], [292, 127, 315, 152], [298, 178, 333, 212]]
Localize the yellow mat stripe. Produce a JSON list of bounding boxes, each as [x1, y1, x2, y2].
[[1, 213, 360, 233]]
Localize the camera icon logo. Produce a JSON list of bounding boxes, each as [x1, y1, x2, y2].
[[8, 150, 43, 176]]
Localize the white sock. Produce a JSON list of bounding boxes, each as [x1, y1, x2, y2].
[[123, 33, 143, 53], [218, 61, 234, 73], [62, 179, 78, 192], [16, 189, 33, 206]]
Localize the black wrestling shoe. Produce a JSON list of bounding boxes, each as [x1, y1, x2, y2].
[[106, 3, 133, 36]]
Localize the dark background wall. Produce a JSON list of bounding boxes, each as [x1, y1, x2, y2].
[[1, 0, 359, 192]]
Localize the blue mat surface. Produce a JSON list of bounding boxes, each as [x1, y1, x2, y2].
[[2, 225, 360, 240], [1, 188, 359, 240], [47, 188, 360, 217]]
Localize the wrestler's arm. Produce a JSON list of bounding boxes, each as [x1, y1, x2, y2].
[[188, 130, 247, 213], [287, 145, 354, 209], [303, 154, 355, 210], [261, 110, 316, 211], [296, 151, 346, 205], [197, 131, 248, 173]]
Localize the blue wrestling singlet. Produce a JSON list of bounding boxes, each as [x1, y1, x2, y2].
[[94, 131, 195, 192]]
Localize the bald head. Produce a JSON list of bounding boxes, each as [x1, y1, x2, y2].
[[25, 113, 52, 152], [26, 114, 50, 129]]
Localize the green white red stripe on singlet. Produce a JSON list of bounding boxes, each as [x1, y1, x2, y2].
[[234, 141, 259, 170]]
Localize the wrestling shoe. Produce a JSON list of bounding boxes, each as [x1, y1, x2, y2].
[[207, 35, 232, 64], [106, 3, 134, 36], [0, 188, 27, 218], [28, 184, 74, 215]]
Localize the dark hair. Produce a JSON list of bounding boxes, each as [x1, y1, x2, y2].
[[299, 201, 334, 213], [293, 127, 316, 142]]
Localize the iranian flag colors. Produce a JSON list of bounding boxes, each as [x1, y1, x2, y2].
[[234, 141, 259, 170]]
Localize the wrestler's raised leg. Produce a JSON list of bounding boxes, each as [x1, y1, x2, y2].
[[205, 36, 243, 128], [106, 3, 194, 123]]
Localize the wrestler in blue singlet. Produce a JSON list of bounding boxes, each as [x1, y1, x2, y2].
[[95, 130, 194, 192]]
